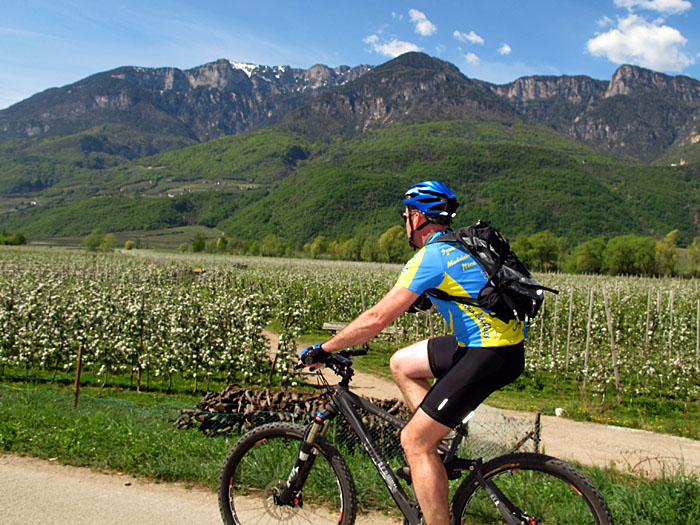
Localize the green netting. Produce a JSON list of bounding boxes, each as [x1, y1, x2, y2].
[[176, 402, 540, 461]]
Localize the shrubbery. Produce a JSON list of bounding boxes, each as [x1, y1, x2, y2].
[[0, 230, 27, 245]]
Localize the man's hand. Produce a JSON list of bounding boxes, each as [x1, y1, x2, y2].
[[299, 343, 331, 367]]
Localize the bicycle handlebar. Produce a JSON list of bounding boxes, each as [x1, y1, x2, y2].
[[295, 348, 367, 377]]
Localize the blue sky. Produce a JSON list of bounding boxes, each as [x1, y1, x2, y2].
[[1, 0, 699, 110]]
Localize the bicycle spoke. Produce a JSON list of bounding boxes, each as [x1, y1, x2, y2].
[[219, 423, 356, 525], [453, 454, 612, 525]]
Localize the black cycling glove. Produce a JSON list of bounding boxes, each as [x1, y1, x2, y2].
[[299, 343, 331, 366]]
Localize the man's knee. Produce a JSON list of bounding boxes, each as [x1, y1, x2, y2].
[[390, 339, 430, 379], [400, 411, 448, 457], [389, 350, 405, 378]]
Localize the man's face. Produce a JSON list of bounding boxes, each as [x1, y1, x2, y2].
[[403, 207, 423, 237]]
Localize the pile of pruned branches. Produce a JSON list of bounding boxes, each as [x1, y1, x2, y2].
[[175, 385, 410, 443]]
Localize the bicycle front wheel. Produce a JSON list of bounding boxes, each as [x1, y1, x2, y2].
[[218, 422, 357, 525], [451, 452, 613, 525]]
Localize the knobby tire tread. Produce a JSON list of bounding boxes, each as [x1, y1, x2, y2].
[[218, 422, 358, 525], [450, 452, 614, 525]]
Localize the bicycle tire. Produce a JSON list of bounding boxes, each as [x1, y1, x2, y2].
[[218, 422, 357, 525], [451, 452, 613, 525]]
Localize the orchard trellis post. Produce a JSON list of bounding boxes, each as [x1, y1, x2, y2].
[[582, 288, 594, 396], [603, 291, 622, 405], [696, 299, 700, 374]]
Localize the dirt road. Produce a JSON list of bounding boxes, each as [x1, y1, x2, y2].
[[2, 334, 699, 523]]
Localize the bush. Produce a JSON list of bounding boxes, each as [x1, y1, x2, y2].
[[0, 230, 27, 245], [124, 240, 135, 250]]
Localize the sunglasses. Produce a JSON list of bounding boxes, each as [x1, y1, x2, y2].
[[400, 210, 421, 222]]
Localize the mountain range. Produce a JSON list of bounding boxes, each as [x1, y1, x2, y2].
[[0, 52, 698, 245]]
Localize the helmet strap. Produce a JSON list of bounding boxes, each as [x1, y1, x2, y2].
[[408, 217, 432, 249]]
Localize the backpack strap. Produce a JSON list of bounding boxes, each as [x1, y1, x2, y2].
[[423, 229, 485, 307]]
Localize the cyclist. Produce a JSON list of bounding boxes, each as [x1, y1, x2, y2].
[[300, 180, 526, 525]]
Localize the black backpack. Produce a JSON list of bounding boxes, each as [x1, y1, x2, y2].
[[421, 221, 558, 322]]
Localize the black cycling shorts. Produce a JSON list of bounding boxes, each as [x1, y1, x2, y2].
[[419, 335, 525, 429]]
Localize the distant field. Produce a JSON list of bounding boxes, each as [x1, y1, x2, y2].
[[30, 225, 225, 250]]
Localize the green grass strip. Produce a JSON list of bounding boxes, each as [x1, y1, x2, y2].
[[1, 382, 699, 522]]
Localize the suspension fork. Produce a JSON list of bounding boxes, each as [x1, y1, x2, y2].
[[276, 408, 336, 506]]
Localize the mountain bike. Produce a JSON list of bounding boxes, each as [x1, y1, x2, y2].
[[218, 349, 614, 524]]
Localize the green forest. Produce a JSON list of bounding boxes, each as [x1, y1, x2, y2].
[[1, 120, 699, 258]]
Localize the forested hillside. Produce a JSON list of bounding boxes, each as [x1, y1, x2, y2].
[[1, 53, 698, 248]]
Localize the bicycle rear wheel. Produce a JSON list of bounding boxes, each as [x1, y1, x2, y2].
[[218, 422, 357, 525], [451, 452, 613, 524]]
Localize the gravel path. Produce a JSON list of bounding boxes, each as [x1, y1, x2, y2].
[[2, 332, 698, 523]]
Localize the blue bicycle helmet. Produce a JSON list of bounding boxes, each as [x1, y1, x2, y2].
[[403, 181, 459, 224]]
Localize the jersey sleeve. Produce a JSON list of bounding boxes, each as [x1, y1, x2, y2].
[[395, 247, 444, 295]]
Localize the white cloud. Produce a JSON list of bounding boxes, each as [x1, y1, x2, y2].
[[587, 14, 694, 71], [453, 30, 484, 45], [465, 52, 480, 65], [498, 43, 512, 55], [597, 15, 615, 27], [363, 34, 422, 58], [409, 9, 437, 36], [613, 0, 692, 14]]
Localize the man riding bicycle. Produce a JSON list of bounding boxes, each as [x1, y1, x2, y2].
[[300, 180, 526, 525]]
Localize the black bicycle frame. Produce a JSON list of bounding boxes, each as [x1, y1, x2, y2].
[[283, 358, 528, 525], [330, 384, 423, 524]]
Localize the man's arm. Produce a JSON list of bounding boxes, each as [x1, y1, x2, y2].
[[321, 286, 419, 352]]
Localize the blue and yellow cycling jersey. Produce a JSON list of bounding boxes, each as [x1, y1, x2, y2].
[[395, 231, 526, 347]]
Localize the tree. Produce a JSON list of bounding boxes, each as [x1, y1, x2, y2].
[[83, 229, 104, 252], [308, 235, 328, 259], [378, 225, 413, 263], [260, 233, 288, 257], [565, 237, 606, 274], [216, 236, 229, 253], [655, 229, 679, 276], [527, 231, 560, 272], [0, 230, 27, 245], [689, 236, 700, 277], [98, 233, 117, 252], [511, 235, 534, 269], [341, 236, 363, 261], [511, 232, 560, 272], [192, 233, 206, 253], [360, 235, 380, 262], [603, 235, 656, 276]]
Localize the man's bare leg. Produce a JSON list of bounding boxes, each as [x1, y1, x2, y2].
[[389, 339, 433, 412], [401, 408, 452, 525]]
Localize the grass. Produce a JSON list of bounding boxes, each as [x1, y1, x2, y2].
[[0, 382, 235, 487], [1, 381, 699, 523]]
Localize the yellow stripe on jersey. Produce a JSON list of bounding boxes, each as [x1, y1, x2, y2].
[[395, 248, 426, 289]]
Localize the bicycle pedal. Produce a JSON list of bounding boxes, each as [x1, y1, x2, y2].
[[396, 466, 412, 485]]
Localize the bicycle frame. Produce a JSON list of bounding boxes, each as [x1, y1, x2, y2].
[[283, 356, 533, 525], [327, 383, 423, 523]]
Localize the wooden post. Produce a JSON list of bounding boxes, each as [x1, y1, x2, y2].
[[582, 288, 594, 396], [358, 275, 366, 311], [534, 412, 542, 453], [73, 344, 83, 409], [645, 288, 651, 346], [696, 300, 699, 374], [603, 291, 622, 405], [539, 299, 545, 351], [551, 293, 559, 377], [565, 289, 573, 375]]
